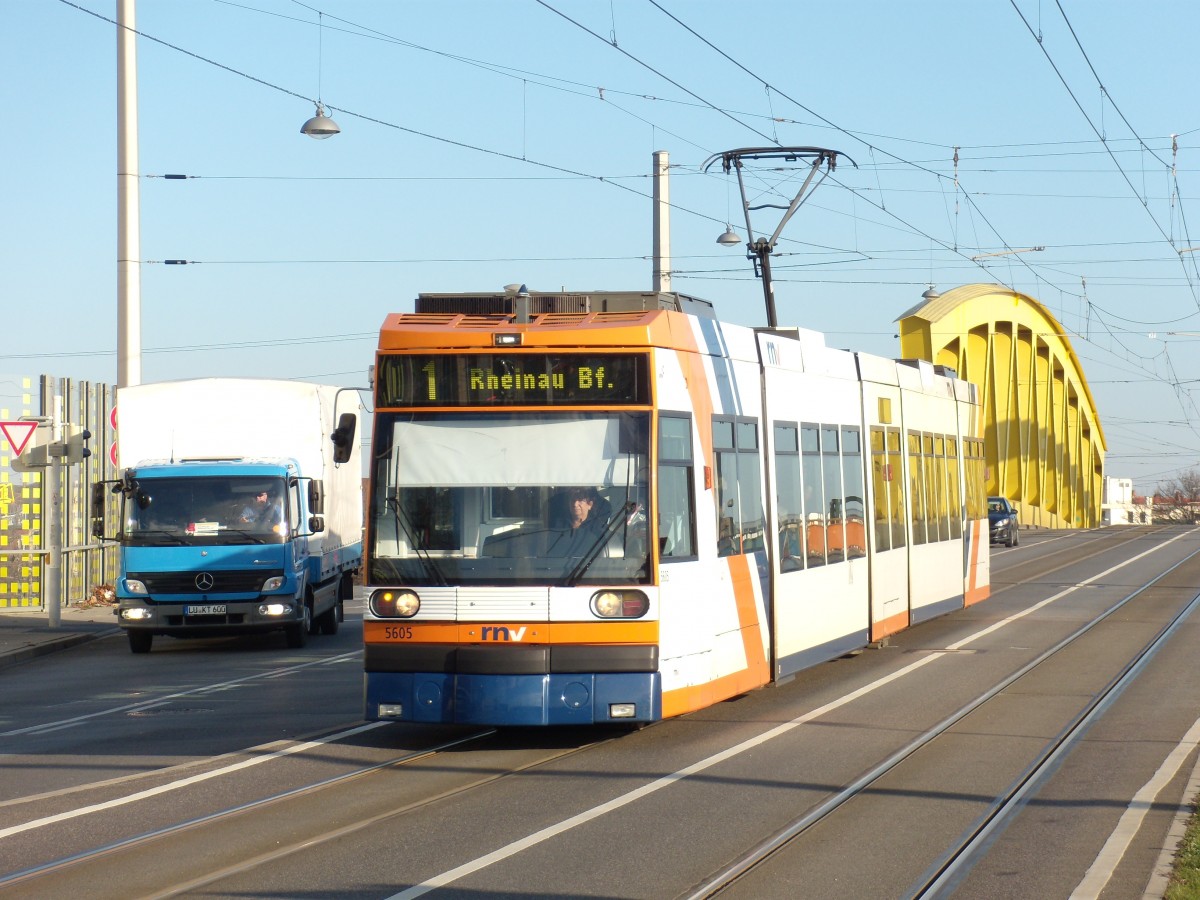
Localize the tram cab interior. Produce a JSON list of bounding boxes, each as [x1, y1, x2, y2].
[[369, 411, 651, 586]]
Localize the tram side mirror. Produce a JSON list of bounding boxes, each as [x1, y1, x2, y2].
[[331, 413, 356, 464]]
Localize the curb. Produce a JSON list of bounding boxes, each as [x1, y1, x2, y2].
[[0, 627, 122, 669]]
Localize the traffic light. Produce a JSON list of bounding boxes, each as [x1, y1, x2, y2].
[[64, 425, 92, 465]]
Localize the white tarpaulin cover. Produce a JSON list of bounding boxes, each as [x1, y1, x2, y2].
[[394, 417, 631, 487]]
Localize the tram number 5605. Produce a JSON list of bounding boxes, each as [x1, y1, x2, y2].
[[384, 625, 413, 640]]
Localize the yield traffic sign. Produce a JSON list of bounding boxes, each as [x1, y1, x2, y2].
[[0, 421, 38, 456]]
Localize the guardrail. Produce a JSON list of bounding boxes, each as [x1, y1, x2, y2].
[[0, 544, 118, 610]]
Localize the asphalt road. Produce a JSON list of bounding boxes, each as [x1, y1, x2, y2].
[[2, 527, 1199, 899]]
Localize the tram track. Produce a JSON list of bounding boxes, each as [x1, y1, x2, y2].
[[912, 586, 1200, 897], [0, 723, 624, 899], [987, 525, 1174, 592], [0, 725, 486, 891], [682, 528, 1200, 899]]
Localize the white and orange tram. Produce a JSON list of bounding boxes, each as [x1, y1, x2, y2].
[[363, 290, 989, 726]]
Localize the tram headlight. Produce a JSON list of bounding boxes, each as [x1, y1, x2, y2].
[[370, 588, 420, 618], [591, 590, 649, 619]]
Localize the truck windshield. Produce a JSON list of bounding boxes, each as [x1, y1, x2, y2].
[[123, 476, 288, 545], [369, 411, 651, 587]]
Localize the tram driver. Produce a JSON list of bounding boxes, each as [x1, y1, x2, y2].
[[548, 486, 608, 556]]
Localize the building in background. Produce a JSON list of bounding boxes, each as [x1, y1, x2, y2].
[[1101, 476, 1134, 525]]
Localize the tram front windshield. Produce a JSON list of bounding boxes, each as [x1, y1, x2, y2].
[[370, 411, 651, 587]]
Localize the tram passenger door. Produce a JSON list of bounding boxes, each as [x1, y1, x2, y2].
[[708, 417, 771, 693]]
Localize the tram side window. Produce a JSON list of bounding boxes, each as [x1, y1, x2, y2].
[[738, 422, 765, 553], [870, 427, 891, 552], [822, 426, 846, 564], [887, 429, 907, 549], [908, 431, 928, 545], [928, 434, 946, 543], [713, 417, 763, 557], [967, 439, 986, 520], [961, 438, 974, 521], [976, 440, 987, 519], [801, 424, 825, 567], [774, 423, 804, 571], [946, 436, 962, 539], [658, 413, 696, 559], [841, 426, 865, 559]]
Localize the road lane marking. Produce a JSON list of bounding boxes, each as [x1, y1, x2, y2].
[[0, 722, 386, 840], [0, 651, 361, 737], [1071, 717, 1200, 898]]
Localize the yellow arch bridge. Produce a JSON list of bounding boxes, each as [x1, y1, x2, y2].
[[898, 283, 1105, 529]]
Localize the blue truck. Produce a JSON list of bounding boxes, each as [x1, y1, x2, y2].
[[92, 378, 363, 653]]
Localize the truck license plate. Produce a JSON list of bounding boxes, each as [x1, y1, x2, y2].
[[186, 604, 227, 616]]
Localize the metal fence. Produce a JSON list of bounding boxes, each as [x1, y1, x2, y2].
[[0, 375, 119, 610]]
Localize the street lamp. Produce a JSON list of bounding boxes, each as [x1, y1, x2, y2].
[[716, 225, 741, 247], [704, 146, 855, 328], [301, 12, 339, 139], [300, 101, 340, 139]]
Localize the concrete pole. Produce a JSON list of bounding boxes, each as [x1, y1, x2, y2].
[[652, 150, 671, 293], [45, 378, 62, 628], [117, 0, 142, 388]]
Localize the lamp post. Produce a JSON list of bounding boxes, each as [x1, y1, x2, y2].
[[704, 146, 854, 328], [117, 0, 141, 388]]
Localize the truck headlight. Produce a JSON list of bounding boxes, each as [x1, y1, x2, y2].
[[591, 590, 649, 618], [261, 576, 284, 591], [370, 589, 419, 618], [126, 579, 148, 594], [259, 602, 292, 617]]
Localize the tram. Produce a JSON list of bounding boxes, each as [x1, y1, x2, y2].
[[363, 290, 989, 726]]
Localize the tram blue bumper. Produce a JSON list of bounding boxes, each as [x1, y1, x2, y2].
[[365, 671, 661, 726]]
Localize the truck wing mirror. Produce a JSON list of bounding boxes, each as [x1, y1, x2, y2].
[[308, 515, 325, 534], [308, 479, 325, 515], [331, 413, 356, 464]]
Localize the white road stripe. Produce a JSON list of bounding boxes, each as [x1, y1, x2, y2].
[[1071, 719, 1200, 899], [0, 721, 386, 840], [0, 651, 361, 737]]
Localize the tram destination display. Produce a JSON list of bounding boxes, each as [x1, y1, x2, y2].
[[376, 352, 650, 407]]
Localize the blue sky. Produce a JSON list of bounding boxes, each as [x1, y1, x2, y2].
[[7, 0, 1200, 496]]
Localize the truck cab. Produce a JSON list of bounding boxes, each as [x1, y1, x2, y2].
[[95, 458, 346, 653], [92, 377, 363, 655]]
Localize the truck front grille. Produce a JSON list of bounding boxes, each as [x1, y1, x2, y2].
[[128, 570, 284, 594]]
